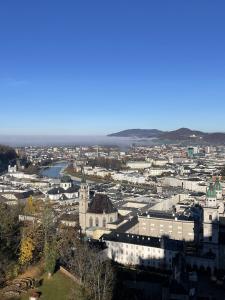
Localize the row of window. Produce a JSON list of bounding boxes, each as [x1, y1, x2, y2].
[[89, 216, 113, 227], [107, 242, 164, 254], [116, 256, 171, 268]]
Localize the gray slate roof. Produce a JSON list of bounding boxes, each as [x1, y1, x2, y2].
[[87, 193, 117, 214]]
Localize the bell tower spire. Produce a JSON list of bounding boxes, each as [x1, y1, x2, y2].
[[206, 182, 217, 207], [79, 167, 89, 232]]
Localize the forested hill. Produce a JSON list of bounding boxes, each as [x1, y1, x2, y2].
[[108, 128, 225, 144], [0, 145, 17, 173], [108, 129, 162, 138]]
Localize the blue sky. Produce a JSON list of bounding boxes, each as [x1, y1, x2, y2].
[[0, 0, 225, 135]]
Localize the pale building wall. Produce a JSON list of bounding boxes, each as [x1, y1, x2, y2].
[[86, 211, 118, 228], [49, 194, 61, 201], [150, 194, 183, 211], [126, 161, 152, 169], [203, 206, 219, 244], [60, 182, 72, 190], [105, 240, 177, 270], [137, 216, 195, 242], [162, 177, 207, 193], [152, 159, 168, 167], [148, 169, 165, 176], [64, 192, 79, 199]]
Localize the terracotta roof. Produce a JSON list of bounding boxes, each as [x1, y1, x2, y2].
[[87, 193, 117, 214]]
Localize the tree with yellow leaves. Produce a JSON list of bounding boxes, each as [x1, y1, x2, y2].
[[24, 195, 36, 215], [19, 236, 35, 266]]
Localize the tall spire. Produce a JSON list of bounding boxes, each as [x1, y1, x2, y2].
[[81, 166, 86, 184], [79, 166, 89, 233]]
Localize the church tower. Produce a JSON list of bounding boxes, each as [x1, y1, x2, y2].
[[79, 169, 89, 232], [205, 183, 217, 207], [203, 182, 219, 245], [214, 177, 223, 200]]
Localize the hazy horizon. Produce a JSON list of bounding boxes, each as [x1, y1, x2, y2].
[[0, 134, 152, 147], [1, 125, 225, 147]]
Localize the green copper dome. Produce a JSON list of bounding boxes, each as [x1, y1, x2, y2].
[[214, 177, 222, 191], [206, 183, 217, 198]]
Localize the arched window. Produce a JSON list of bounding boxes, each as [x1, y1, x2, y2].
[[95, 217, 99, 227], [110, 217, 113, 223], [209, 215, 212, 221], [103, 218, 106, 228], [89, 217, 93, 227]]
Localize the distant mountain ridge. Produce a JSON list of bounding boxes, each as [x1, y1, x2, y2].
[[108, 128, 225, 144], [108, 129, 163, 138]]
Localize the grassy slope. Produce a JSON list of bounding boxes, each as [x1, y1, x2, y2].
[[20, 271, 77, 300]]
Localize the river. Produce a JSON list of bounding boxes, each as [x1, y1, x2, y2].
[[39, 161, 68, 178]]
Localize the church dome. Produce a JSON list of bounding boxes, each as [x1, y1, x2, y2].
[[214, 177, 222, 191], [206, 183, 216, 198]]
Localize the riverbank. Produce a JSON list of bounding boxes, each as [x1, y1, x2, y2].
[[23, 159, 60, 176], [39, 161, 68, 179], [63, 166, 104, 184]]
